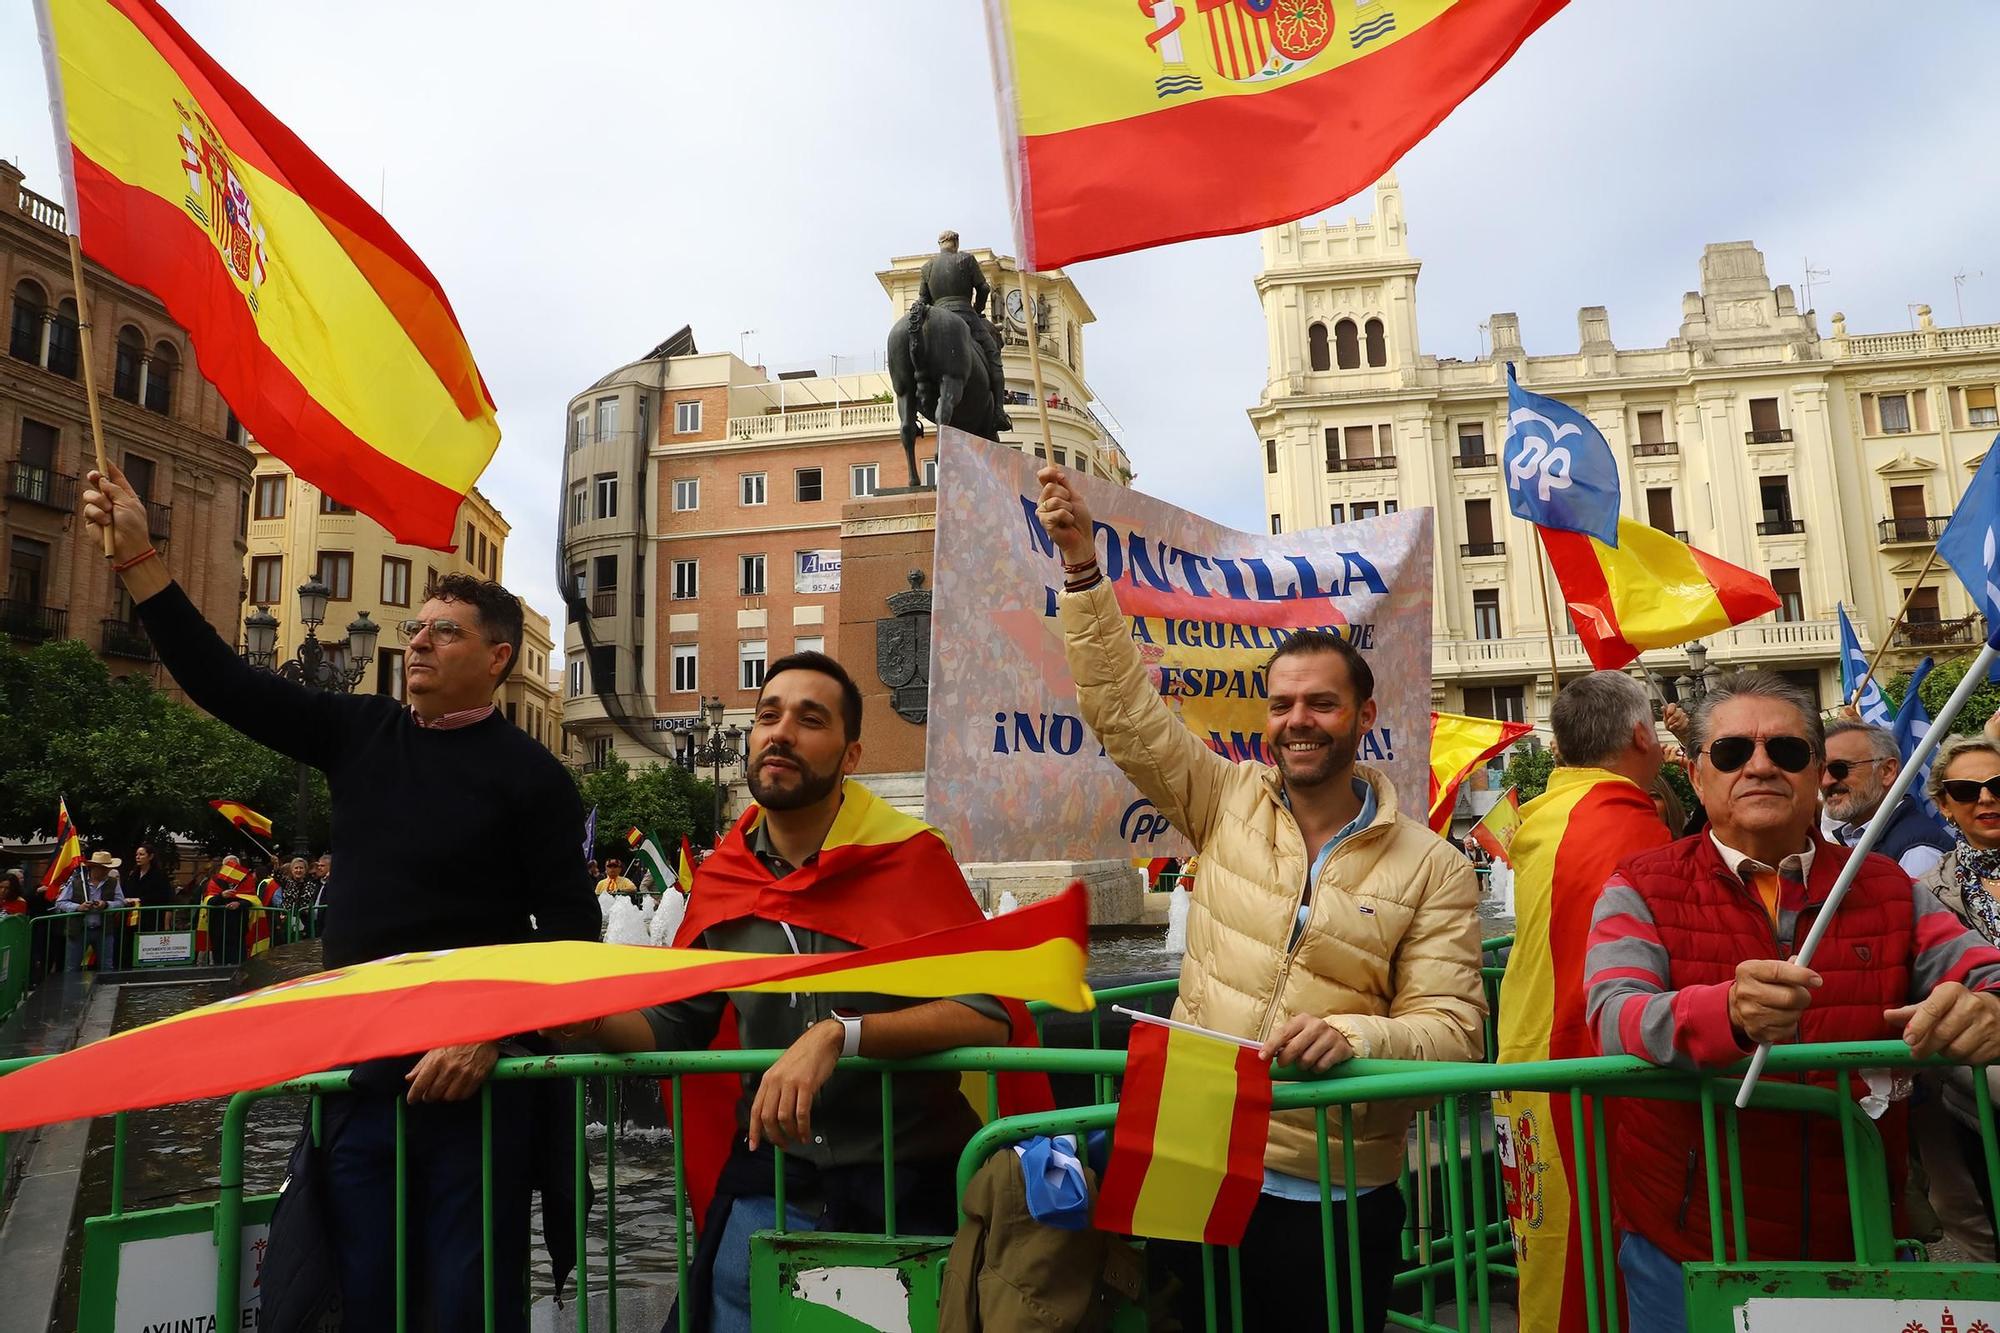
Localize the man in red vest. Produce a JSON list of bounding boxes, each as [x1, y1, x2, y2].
[[1585, 671, 2000, 1333]]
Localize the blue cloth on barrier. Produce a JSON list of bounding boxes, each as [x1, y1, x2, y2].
[[1014, 1134, 1093, 1230]]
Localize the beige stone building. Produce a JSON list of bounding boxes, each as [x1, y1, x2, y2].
[[1254, 176, 2000, 737], [242, 441, 563, 753], [559, 250, 1134, 775], [2, 163, 253, 681]]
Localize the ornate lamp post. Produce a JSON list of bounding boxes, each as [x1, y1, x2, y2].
[[687, 694, 745, 838], [242, 577, 378, 855], [1673, 640, 1722, 705]]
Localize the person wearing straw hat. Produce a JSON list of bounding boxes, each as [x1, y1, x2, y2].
[[52, 849, 127, 971], [1585, 671, 2000, 1333]]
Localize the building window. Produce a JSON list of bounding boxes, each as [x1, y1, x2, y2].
[[1324, 428, 1340, 473], [8, 279, 45, 365], [377, 648, 405, 702], [590, 645, 617, 694], [1968, 387, 1999, 428], [1749, 396, 1785, 438], [123, 453, 157, 504], [1877, 393, 1911, 434], [1463, 499, 1496, 553], [239, 490, 249, 537], [672, 644, 698, 693], [250, 555, 284, 605], [254, 474, 286, 519], [1759, 477, 1797, 531], [740, 473, 767, 506], [1463, 684, 1527, 724], [1456, 422, 1487, 464], [113, 326, 144, 402], [592, 554, 618, 616], [739, 553, 767, 596], [796, 467, 823, 502], [1772, 568, 1804, 623], [1906, 585, 1942, 626], [145, 342, 178, 414], [595, 397, 618, 443], [673, 478, 699, 511], [319, 493, 354, 515], [1053, 448, 1067, 467], [1333, 319, 1359, 370], [1364, 318, 1387, 368], [795, 635, 825, 654], [569, 408, 588, 452], [1646, 487, 1677, 536], [568, 660, 584, 697], [851, 463, 879, 498], [672, 558, 698, 600], [674, 400, 702, 434], [47, 299, 78, 378], [739, 640, 767, 691], [1472, 589, 1502, 641], [8, 536, 50, 606], [1352, 502, 1380, 521], [923, 457, 938, 487], [594, 473, 618, 520], [380, 556, 411, 607], [1889, 484, 1930, 541], [315, 552, 354, 601], [568, 482, 587, 527], [1270, 514, 1283, 534], [1329, 503, 1345, 524], [1307, 323, 1330, 372], [1637, 409, 1669, 446]]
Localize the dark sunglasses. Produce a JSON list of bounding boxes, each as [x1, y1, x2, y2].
[[1701, 735, 1814, 774], [1940, 776, 2000, 804], [1824, 757, 1889, 782]]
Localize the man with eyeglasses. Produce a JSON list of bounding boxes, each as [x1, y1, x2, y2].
[[1584, 671, 2000, 1333], [1819, 721, 1951, 878], [83, 464, 598, 1331]]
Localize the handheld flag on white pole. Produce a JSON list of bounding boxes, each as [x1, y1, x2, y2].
[[1837, 603, 1892, 726]]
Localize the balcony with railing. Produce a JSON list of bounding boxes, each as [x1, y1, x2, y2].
[[101, 618, 156, 661], [590, 591, 618, 618], [1451, 452, 1496, 469], [0, 600, 66, 642], [1459, 542, 1506, 558], [16, 182, 64, 232], [1894, 616, 1981, 649], [1632, 440, 1679, 457], [1877, 516, 1948, 545], [1327, 455, 1397, 473], [147, 502, 172, 541], [1755, 517, 1806, 536], [6, 462, 78, 510], [727, 400, 899, 443], [1746, 428, 1794, 444]]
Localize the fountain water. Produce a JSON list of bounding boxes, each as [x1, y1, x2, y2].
[[1163, 884, 1190, 953], [603, 896, 650, 946], [995, 890, 1021, 915], [649, 890, 688, 947]]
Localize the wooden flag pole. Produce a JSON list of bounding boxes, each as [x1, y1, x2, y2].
[[1532, 529, 1563, 691], [64, 234, 114, 558], [1019, 276, 1058, 468], [1851, 543, 1943, 706]]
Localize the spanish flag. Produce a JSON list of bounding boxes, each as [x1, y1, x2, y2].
[[1428, 711, 1533, 833], [208, 798, 272, 838], [39, 797, 83, 902], [677, 836, 696, 896], [1470, 786, 1522, 865], [989, 0, 1571, 268], [1541, 520, 1780, 671], [33, 0, 499, 548], [1493, 767, 1672, 1333], [1093, 1021, 1270, 1245]]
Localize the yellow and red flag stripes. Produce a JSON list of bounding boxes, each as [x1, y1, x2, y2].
[[208, 798, 272, 838], [1470, 786, 1522, 865], [676, 836, 695, 896], [0, 884, 1091, 1133], [34, 0, 499, 548], [1427, 711, 1533, 833], [987, 0, 1570, 268], [625, 827, 644, 849], [1493, 767, 1672, 1333], [39, 797, 84, 901], [1094, 1021, 1270, 1244], [1541, 519, 1780, 672]]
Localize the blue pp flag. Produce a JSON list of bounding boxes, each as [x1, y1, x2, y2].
[[1503, 363, 1623, 546], [1891, 658, 1948, 832], [582, 804, 598, 863], [1837, 604, 1892, 727], [1937, 435, 2000, 646]]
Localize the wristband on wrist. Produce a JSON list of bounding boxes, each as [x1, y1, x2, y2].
[[1061, 556, 1098, 573], [111, 546, 159, 574], [1064, 570, 1104, 593]]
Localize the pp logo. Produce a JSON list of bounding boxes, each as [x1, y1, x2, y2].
[[1120, 799, 1171, 845], [1506, 407, 1581, 503]]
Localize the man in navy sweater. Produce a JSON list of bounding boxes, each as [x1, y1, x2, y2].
[[85, 462, 598, 1330]]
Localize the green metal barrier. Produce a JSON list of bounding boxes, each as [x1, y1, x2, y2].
[[22, 902, 301, 986], [0, 912, 28, 1021]]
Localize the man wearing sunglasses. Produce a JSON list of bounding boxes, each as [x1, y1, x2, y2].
[[1819, 721, 1951, 878], [1585, 672, 2000, 1333], [83, 464, 599, 1331]]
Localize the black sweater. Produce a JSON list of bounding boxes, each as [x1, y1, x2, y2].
[[139, 581, 599, 968]]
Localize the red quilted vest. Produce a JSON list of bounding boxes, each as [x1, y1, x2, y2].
[[1605, 833, 1912, 1263]]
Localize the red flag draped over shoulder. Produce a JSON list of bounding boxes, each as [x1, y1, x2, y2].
[[670, 780, 1058, 1227]]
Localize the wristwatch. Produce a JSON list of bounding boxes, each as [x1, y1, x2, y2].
[[832, 1008, 863, 1058]]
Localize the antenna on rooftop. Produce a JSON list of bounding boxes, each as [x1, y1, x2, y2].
[[1801, 258, 1830, 312], [738, 329, 756, 362], [1954, 271, 1983, 326], [1477, 322, 1491, 359]]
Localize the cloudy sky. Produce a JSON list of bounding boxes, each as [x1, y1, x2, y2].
[[5, 2, 1997, 651]]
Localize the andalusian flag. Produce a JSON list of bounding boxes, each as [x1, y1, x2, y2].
[[627, 829, 675, 895], [1470, 786, 1522, 865], [676, 835, 696, 896], [33, 0, 499, 547], [987, 0, 1571, 268], [1541, 520, 1780, 671], [1493, 767, 1672, 1333], [39, 796, 83, 902], [1093, 1021, 1270, 1244], [1428, 711, 1533, 833], [0, 884, 1092, 1133], [209, 798, 272, 838]]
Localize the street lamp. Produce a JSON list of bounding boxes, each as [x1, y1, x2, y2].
[[687, 694, 745, 838], [1674, 640, 1721, 703], [242, 577, 379, 854]]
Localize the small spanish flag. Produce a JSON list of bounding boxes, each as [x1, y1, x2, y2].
[[1429, 712, 1533, 833], [1093, 1022, 1270, 1245], [40, 797, 84, 901], [209, 799, 273, 838], [625, 826, 644, 849], [1470, 787, 1523, 865], [1541, 519, 1780, 671], [676, 836, 696, 896]]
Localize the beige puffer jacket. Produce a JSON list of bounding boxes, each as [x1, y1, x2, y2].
[[1059, 580, 1487, 1186]]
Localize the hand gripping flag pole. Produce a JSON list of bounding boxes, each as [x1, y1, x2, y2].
[[1734, 630, 1999, 1108]]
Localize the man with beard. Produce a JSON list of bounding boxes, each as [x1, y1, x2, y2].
[[1820, 720, 1950, 877], [1033, 466, 1485, 1332], [573, 652, 1024, 1333]]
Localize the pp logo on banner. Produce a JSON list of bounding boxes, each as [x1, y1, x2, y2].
[[1121, 799, 1171, 845], [1505, 407, 1579, 504]]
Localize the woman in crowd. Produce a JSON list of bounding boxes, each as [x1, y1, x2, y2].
[[125, 840, 173, 919]]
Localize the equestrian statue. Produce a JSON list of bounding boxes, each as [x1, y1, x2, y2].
[[887, 229, 1012, 487]]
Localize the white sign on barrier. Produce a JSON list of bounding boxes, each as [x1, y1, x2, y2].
[[1736, 1297, 2000, 1331], [134, 932, 194, 966], [111, 1223, 268, 1332]]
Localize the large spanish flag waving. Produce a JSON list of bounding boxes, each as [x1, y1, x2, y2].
[[1493, 767, 1672, 1333], [39, 796, 83, 901], [1428, 710, 1533, 833], [208, 798, 272, 838], [1541, 519, 1780, 671], [33, 0, 499, 548], [987, 0, 1571, 268]]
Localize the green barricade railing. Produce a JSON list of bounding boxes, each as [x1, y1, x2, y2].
[[19, 902, 314, 988], [0, 911, 28, 1022]]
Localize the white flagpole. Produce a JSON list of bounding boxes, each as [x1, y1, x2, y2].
[[1735, 637, 1999, 1108]]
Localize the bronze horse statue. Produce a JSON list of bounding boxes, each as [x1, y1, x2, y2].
[[887, 299, 1007, 487]]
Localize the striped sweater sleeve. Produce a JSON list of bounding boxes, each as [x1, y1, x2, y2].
[[1585, 876, 1749, 1069], [1911, 882, 2000, 998]]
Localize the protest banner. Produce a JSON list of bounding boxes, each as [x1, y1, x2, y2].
[[925, 428, 1433, 862]]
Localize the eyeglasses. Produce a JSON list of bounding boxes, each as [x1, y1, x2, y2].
[[1824, 757, 1890, 782], [396, 617, 489, 646], [1940, 776, 2000, 804], [1700, 735, 1815, 774]]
